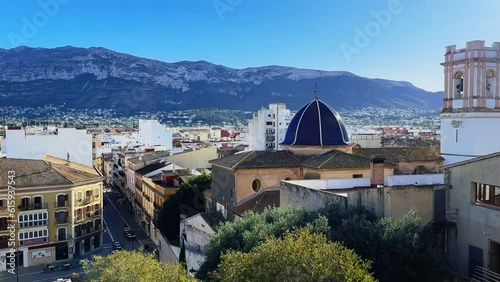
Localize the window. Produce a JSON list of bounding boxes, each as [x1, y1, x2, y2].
[[56, 194, 68, 207], [20, 197, 31, 209], [353, 174, 363, 178], [454, 71, 464, 99], [472, 182, 500, 207], [55, 211, 68, 224], [252, 179, 261, 192], [19, 228, 48, 245], [0, 199, 5, 208], [266, 121, 273, 126], [19, 212, 48, 228], [0, 217, 7, 231], [76, 192, 82, 201], [487, 70, 496, 98], [94, 188, 100, 198], [57, 228, 67, 241]]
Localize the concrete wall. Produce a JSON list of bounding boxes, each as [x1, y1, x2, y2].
[[446, 155, 500, 276], [166, 147, 217, 169], [302, 167, 394, 180], [347, 185, 435, 223], [385, 174, 444, 186], [285, 178, 371, 190], [280, 181, 347, 211], [185, 214, 215, 271], [4, 128, 92, 166], [27, 247, 56, 266], [211, 166, 236, 219], [156, 231, 179, 265], [351, 134, 382, 148], [281, 179, 436, 224], [441, 112, 500, 165]]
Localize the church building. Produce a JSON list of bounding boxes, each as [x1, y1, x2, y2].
[[210, 93, 396, 219]]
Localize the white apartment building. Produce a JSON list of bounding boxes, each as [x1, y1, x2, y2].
[[248, 103, 294, 151], [139, 120, 173, 150], [2, 127, 92, 166]]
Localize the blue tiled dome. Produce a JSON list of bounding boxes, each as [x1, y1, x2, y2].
[[282, 97, 349, 146]]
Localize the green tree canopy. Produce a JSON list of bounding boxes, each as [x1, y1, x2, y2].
[[213, 228, 376, 282], [197, 207, 328, 280], [321, 203, 445, 282], [157, 173, 211, 239], [80, 250, 195, 282]]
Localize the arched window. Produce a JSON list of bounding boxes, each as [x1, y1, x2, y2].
[[454, 71, 464, 99], [487, 70, 496, 98]]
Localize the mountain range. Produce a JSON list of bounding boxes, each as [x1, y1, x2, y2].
[[0, 46, 442, 114]]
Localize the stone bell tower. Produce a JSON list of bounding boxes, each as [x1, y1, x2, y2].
[[441, 40, 500, 164]]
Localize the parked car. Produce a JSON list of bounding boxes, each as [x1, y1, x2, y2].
[[113, 241, 122, 251]]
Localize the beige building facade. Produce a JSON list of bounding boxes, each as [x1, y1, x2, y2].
[[444, 152, 500, 277]]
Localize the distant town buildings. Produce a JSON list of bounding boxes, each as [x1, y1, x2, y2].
[[248, 103, 294, 151]]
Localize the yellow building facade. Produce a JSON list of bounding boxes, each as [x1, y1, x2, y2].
[[0, 156, 103, 270]]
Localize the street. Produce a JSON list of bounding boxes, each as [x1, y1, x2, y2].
[[0, 188, 154, 282]]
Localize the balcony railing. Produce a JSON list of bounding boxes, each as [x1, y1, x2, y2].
[[18, 202, 48, 211], [20, 237, 48, 246], [75, 226, 101, 238], [76, 197, 97, 206], [55, 218, 69, 225], [75, 212, 101, 223], [54, 201, 69, 209], [55, 235, 68, 241], [19, 220, 48, 229]]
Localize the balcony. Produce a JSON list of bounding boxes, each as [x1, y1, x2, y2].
[[55, 218, 69, 225], [76, 197, 96, 206], [20, 237, 48, 246], [75, 226, 101, 238], [54, 201, 69, 209], [18, 202, 48, 211], [144, 195, 151, 202], [55, 236, 68, 242]]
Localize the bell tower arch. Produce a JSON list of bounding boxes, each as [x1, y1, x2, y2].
[[441, 41, 500, 164]]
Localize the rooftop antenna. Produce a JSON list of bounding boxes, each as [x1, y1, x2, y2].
[[314, 83, 319, 99]]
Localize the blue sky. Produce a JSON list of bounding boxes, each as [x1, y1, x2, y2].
[[0, 0, 499, 91]]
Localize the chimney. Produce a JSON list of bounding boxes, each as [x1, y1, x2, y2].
[[66, 152, 70, 164], [370, 155, 385, 186]]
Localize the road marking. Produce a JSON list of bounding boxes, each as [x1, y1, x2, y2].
[[105, 193, 143, 247], [31, 271, 85, 282], [103, 217, 114, 242]]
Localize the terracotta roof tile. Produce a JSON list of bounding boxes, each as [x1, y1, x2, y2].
[[233, 189, 280, 216], [0, 157, 101, 188], [352, 146, 443, 163]]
